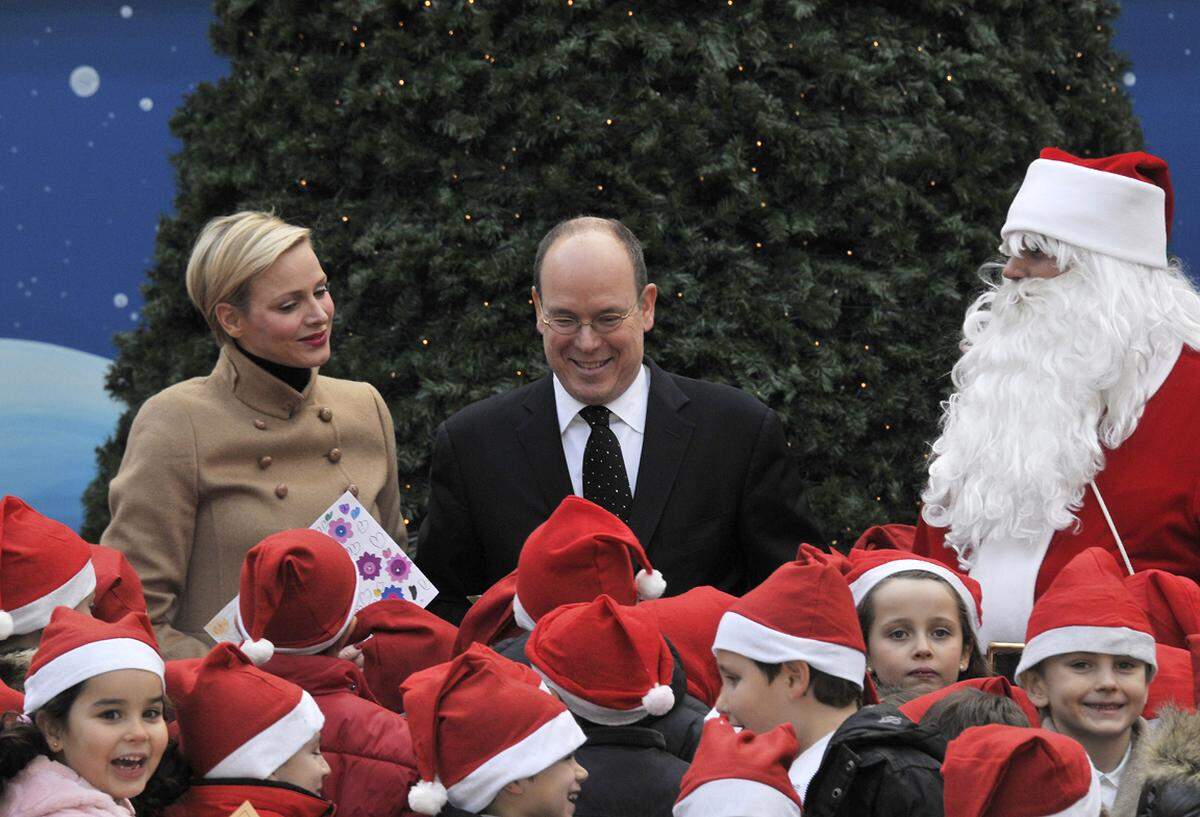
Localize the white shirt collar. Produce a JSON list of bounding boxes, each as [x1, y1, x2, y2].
[[788, 729, 835, 804], [552, 364, 649, 434], [1096, 739, 1133, 789]]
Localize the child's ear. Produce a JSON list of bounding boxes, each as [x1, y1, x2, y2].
[[782, 660, 812, 700], [1020, 669, 1050, 708], [34, 710, 65, 751], [502, 779, 527, 796]]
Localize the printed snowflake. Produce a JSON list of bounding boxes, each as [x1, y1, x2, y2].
[[356, 552, 383, 581], [327, 517, 352, 543]]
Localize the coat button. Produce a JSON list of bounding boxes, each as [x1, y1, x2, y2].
[[319, 407, 333, 422], [831, 787, 843, 800], [327, 448, 342, 463], [258, 455, 272, 469], [253, 419, 267, 430], [275, 483, 288, 499], [347, 483, 359, 497]]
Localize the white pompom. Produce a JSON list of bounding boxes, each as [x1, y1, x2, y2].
[[408, 778, 449, 815], [239, 638, 274, 666], [642, 683, 675, 716], [0, 611, 13, 641], [635, 568, 666, 600]]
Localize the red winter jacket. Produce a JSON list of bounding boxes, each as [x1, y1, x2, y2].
[[262, 653, 420, 817], [164, 780, 334, 817]]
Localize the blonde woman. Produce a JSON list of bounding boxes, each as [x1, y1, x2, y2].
[[101, 211, 405, 658]]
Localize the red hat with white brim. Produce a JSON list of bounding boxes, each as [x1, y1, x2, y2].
[[944, 725, 1102, 817], [23, 608, 163, 714], [1001, 147, 1173, 268], [673, 719, 802, 817], [1015, 547, 1157, 680], [712, 561, 866, 688]]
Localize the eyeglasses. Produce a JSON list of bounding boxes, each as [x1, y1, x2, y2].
[[539, 302, 641, 336]]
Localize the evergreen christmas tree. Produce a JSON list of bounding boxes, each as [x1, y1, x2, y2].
[[82, 0, 1143, 547]]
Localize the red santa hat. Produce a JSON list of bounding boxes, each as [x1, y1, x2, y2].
[[899, 676, 1042, 728], [512, 496, 664, 630], [1124, 569, 1200, 650], [88, 544, 148, 622], [0, 495, 97, 639], [236, 528, 360, 662], [526, 595, 676, 725], [453, 569, 522, 655], [174, 642, 324, 779], [0, 679, 23, 714], [853, 523, 918, 552], [673, 719, 802, 817], [23, 608, 164, 714], [400, 643, 586, 815], [844, 548, 983, 644], [1015, 548, 1158, 680], [344, 599, 458, 713], [1145, 644, 1196, 718], [640, 586, 737, 708], [943, 725, 1102, 817], [1001, 147, 1173, 268], [712, 561, 867, 688]]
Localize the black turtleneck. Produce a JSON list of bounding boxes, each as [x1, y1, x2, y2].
[[235, 342, 313, 393]]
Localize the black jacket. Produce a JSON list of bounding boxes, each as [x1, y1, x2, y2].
[[416, 360, 819, 623], [493, 631, 707, 761], [804, 705, 946, 817], [574, 724, 688, 817]]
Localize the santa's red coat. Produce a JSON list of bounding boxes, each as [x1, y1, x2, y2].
[[913, 345, 1200, 625]]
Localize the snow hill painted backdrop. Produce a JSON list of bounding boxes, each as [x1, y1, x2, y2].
[[0, 1, 1196, 531]]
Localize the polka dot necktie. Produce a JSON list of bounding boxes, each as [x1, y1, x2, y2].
[[580, 405, 634, 524]]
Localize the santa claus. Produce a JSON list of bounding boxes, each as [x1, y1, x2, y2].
[[911, 147, 1200, 647]]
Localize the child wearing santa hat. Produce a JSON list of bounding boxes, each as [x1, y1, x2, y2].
[[711, 560, 946, 815], [673, 718, 802, 817], [455, 496, 665, 654], [845, 549, 990, 702], [942, 725, 1102, 817], [525, 595, 690, 816], [400, 643, 588, 817], [166, 642, 332, 817], [235, 528, 421, 817], [1016, 548, 1158, 814], [0, 608, 169, 817]]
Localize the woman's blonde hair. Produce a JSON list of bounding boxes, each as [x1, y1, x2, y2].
[[185, 210, 311, 345]]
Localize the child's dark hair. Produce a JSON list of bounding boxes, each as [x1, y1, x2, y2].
[[856, 569, 992, 680], [0, 683, 81, 794], [752, 660, 863, 709], [921, 688, 1031, 742], [131, 740, 193, 817]]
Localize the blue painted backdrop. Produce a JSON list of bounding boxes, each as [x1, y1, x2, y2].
[[1, 1, 1196, 530]]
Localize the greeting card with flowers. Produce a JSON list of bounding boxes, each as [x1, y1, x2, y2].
[[204, 490, 437, 643]]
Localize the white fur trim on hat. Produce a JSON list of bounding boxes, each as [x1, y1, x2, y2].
[[712, 612, 866, 689], [0, 611, 12, 641], [1015, 625, 1158, 680], [1046, 767, 1102, 817], [636, 568, 666, 600], [7, 561, 96, 637], [446, 708, 586, 813], [849, 560, 982, 642], [673, 778, 801, 817], [408, 777, 449, 815], [205, 690, 324, 779], [511, 592, 536, 632], [533, 666, 664, 726], [1001, 158, 1168, 268], [24, 636, 164, 714]]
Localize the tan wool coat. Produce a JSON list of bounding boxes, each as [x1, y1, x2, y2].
[[101, 343, 405, 659]]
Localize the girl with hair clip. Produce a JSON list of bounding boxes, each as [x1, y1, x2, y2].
[[0, 609, 175, 817]]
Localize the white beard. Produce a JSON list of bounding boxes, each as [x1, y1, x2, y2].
[[921, 271, 1131, 569]]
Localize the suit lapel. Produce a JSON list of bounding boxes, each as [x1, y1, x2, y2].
[[629, 360, 694, 550], [517, 376, 573, 510]]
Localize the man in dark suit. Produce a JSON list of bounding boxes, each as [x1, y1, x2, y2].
[[417, 216, 818, 623]]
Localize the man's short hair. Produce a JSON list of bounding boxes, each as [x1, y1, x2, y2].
[[751, 659, 863, 709], [533, 216, 648, 295]]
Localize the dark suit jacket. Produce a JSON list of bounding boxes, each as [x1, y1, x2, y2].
[[416, 359, 818, 622]]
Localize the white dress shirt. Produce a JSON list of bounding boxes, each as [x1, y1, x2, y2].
[[553, 365, 650, 498], [788, 730, 834, 805], [1095, 740, 1133, 812]]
